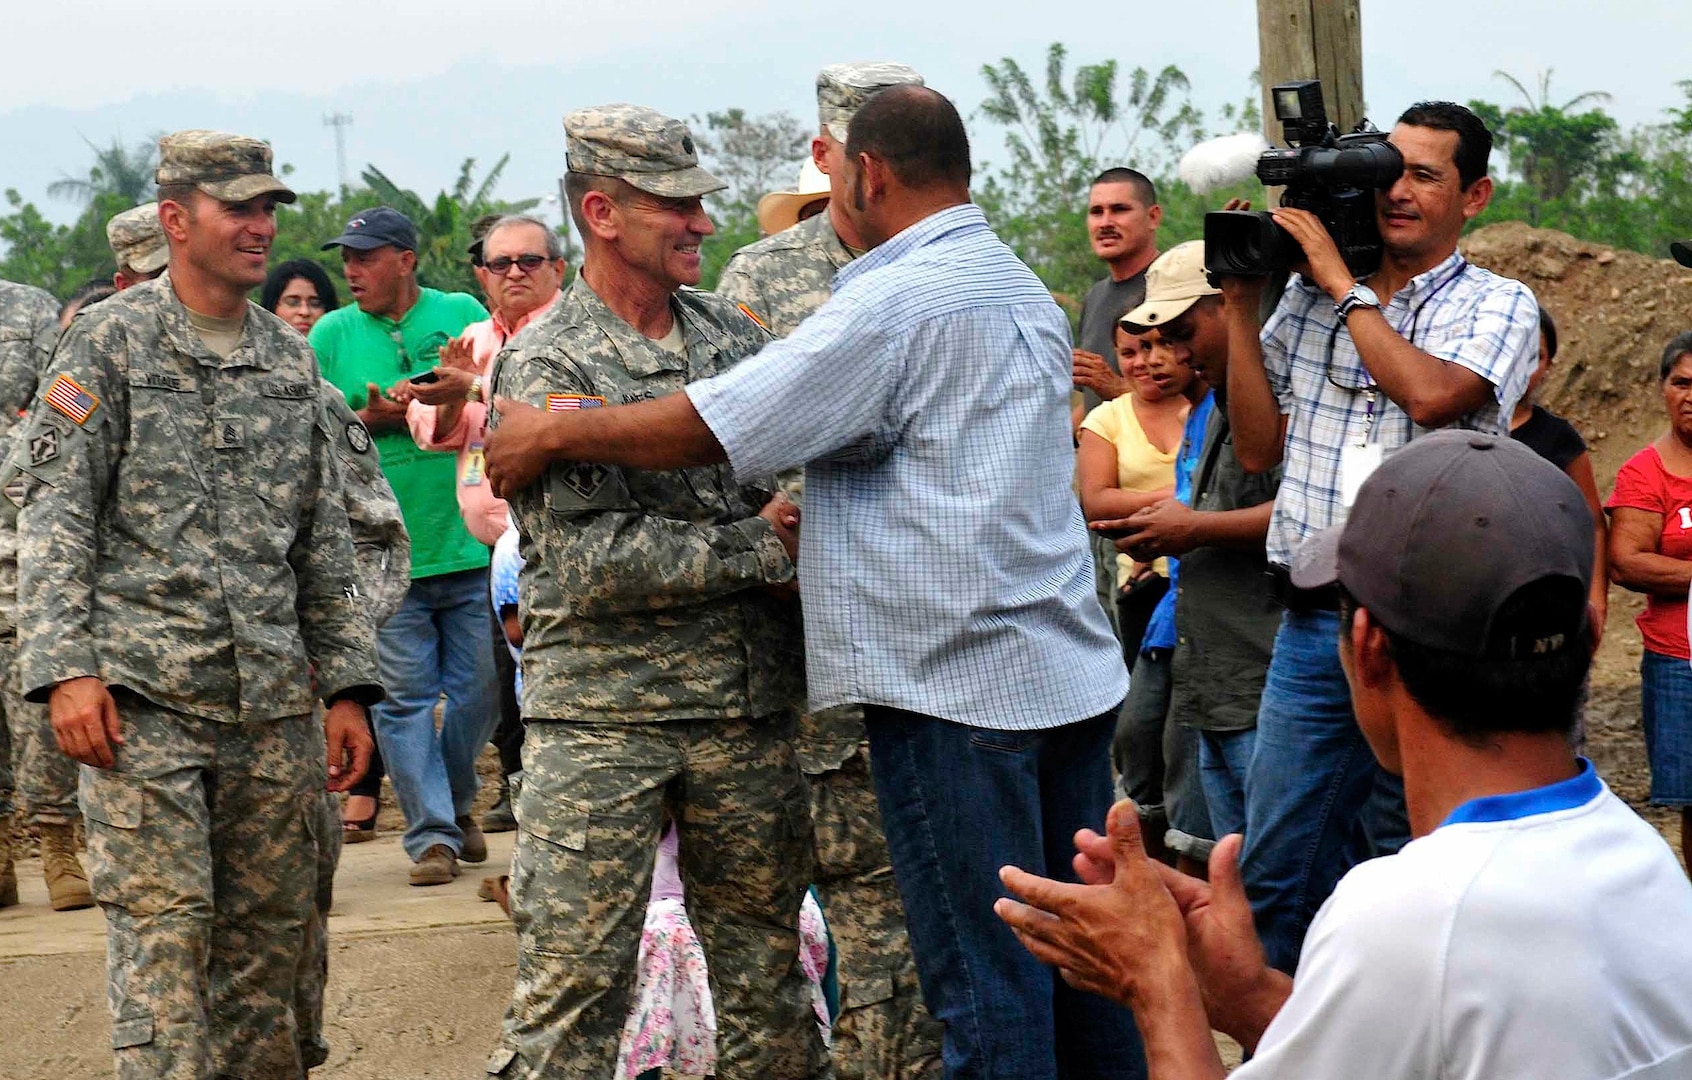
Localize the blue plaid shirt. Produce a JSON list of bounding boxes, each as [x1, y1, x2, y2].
[[1262, 253, 1537, 567], [689, 204, 1127, 731]]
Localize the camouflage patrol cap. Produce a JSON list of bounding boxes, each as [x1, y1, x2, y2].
[[817, 62, 926, 141], [106, 202, 169, 275], [563, 105, 725, 199], [155, 130, 297, 205]]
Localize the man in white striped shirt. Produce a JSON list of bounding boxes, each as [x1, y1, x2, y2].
[[486, 85, 1146, 1078]]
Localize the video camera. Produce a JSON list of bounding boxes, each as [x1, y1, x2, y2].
[[1204, 81, 1403, 278]]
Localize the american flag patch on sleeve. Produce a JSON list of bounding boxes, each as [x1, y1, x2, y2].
[[45, 374, 98, 425], [546, 394, 606, 412]]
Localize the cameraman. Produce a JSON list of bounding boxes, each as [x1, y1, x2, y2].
[[1221, 101, 1538, 974]]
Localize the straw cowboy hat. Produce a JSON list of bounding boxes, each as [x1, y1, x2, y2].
[[756, 158, 831, 237]]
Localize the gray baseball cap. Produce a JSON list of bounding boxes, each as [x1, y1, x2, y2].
[[564, 104, 724, 199], [817, 62, 926, 141], [1291, 430, 1592, 658], [106, 202, 168, 275]]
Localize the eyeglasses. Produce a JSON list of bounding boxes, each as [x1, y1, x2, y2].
[[482, 254, 551, 275], [278, 295, 327, 310]]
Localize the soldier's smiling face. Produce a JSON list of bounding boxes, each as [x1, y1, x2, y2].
[[176, 192, 277, 291], [616, 192, 715, 291]]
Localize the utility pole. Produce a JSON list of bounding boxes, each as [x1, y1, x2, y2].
[[323, 112, 354, 192], [1256, 0, 1365, 137]]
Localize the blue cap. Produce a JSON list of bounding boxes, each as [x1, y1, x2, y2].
[[321, 206, 418, 253]]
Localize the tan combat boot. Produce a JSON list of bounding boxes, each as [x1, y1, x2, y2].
[[0, 828, 17, 908], [38, 822, 93, 911]]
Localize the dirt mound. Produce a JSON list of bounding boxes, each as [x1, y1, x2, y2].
[[1463, 221, 1692, 487], [1464, 222, 1692, 834]]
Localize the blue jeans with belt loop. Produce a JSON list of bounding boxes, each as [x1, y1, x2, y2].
[[865, 704, 1147, 1080], [1240, 608, 1409, 975]]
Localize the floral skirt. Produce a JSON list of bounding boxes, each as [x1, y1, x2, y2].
[[616, 890, 832, 1079]]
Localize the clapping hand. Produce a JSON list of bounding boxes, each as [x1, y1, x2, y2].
[[1074, 349, 1131, 400]]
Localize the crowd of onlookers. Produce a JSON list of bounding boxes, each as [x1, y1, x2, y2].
[[2, 69, 1692, 1080], [1069, 161, 1692, 897]]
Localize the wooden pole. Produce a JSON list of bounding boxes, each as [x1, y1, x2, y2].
[[1257, 0, 1365, 139], [1253, 0, 1363, 305]]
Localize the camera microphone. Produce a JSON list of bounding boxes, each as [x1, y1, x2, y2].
[[1178, 133, 1271, 195]]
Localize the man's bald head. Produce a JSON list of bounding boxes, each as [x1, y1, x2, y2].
[[845, 85, 972, 195]]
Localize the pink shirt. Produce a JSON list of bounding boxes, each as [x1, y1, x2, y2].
[[407, 291, 559, 546]]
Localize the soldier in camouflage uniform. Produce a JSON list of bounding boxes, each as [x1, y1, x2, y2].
[[94, 208, 408, 1067], [484, 105, 825, 1080], [716, 63, 943, 1080], [108, 203, 172, 290], [297, 387, 409, 1072], [0, 276, 93, 912], [7, 130, 382, 1080]]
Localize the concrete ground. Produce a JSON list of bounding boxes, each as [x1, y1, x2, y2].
[[0, 828, 519, 1080]]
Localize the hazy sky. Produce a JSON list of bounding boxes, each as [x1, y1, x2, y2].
[[4, 0, 1687, 225]]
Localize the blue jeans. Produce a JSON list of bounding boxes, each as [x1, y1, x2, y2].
[[1198, 727, 1257, 841], [865, 706, 1147, 1080], [1640, 650, 1692, 805], [1240, 609, 1408, 975], [373, 568, 501, 860]]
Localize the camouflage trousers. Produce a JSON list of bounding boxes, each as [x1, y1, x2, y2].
[[805, 733, 943, 1080], [0, 633, 79, 824], [295, 787, 341, 1072], [488, 712, 828, 1080], [80, 691, 320, 1080]]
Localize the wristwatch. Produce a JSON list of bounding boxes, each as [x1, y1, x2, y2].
[[1335, 283, 1381, 320], [466, 375, 484, 403]]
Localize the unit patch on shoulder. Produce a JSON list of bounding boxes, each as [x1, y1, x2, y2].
[[546, 394, 606, 412], [559, 462, 610, 500], [45, 374, 98, 425], [28, 428, 59, 467], [345, 422, 372, 454]]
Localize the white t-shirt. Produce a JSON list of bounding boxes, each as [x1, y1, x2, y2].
[[1237, 761, 1692, 1080]]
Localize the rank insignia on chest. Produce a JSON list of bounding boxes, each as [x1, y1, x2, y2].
[[345, 422, 371, 454], [2, 474, 26, 507], [45, 374, 98, 426], [560, 462, 611, 499], [28, 428, 59, 467], [546, 394, 606, 412], [217, 420, 244, 449]]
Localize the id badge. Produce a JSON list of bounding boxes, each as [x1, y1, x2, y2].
[[1340, 443, 1383, 508], [462, 443, 486, 487]]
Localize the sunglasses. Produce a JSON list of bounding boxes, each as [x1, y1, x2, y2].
[[483, 254, 552, 275]]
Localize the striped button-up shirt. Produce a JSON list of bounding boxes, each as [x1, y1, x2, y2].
[[688, 204, 1127, 731], [1262, 252, 1537, 567]]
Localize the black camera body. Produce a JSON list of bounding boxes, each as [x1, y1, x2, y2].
[[1204, 81, 1404, 278]]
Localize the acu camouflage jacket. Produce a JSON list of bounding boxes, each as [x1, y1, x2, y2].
[[6, 274, 381, 722], [491, 276, 802, 724]]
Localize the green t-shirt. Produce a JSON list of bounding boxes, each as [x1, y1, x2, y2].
[[310, 288, 490, 579]]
